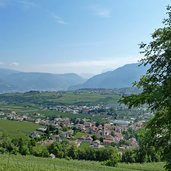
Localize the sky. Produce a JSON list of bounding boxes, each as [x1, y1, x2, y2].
[[0, 0, 170, 77]]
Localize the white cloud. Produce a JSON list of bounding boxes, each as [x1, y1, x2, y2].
[[10, 62, 19, 67], [17, 56, 141, 74], [17, 0, 38, 8], [91, 6, 111, 18], [96, 8, 111, 18], [51, 13, 67, 25], [0, 0, 38, 9]]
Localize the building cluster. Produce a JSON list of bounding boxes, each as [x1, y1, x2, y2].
[[47, 105, 112, 115], [0, 109, 146, 150]]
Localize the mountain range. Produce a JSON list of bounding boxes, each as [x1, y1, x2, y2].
[[0, 68, 84, 93], [0, 63, 148, 93], [69, 63, 148, 90]]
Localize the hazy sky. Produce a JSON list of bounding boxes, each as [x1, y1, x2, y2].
[[0, 0, 170, 75]]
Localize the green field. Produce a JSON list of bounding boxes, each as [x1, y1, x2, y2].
[[0, 91, 120, 122], [0, 90, 143, 122], [0, 91, 120, 106], [0, 120, 42, 138], [38, 110, 105, 122], [51, 91, 120, 105], [0, 154, 165, 171]]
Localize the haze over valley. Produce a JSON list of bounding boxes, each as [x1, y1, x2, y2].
[[0, 1, 170, 170], [0, 63, 148, 93]]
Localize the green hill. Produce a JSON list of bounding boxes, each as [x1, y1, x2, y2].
[[0, 120, 42, 138], [0, 154, 165, 171]]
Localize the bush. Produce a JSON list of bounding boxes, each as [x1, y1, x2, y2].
[[103, 153, 119, 167]]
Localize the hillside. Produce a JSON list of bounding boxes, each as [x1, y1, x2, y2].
[[70, 63, 148, 90], [0, 63, 148, 93], [0, 154, 165, 171], [0, 120, 42, 138], [0, 68, 85, 93]]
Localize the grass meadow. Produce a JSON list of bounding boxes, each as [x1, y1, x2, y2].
[[0, 154, 165, 171], [0, 120, 42, 138]]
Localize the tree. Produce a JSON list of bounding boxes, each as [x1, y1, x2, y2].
[[91, 134, 97, 141], [121, 5, 171, 170], [103, 155, 119, 167], [67, 145, 78, 159], [136, 129, 162, 163], [122, 149, 136, 163], [48, 142, 64, 158], [103, 147, 120, 167], [31, 144, 49, 157]]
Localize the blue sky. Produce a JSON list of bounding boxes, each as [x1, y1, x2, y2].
[[0, 0, 170, 76]]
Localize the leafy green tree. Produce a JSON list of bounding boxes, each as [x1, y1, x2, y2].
[[122, 149, 136, 163], [95, 121, 100, 127], [123, 128, 136, 140], [0, 136, 12, 153], [121, 6, 171, 170], [99, 137, 104, 143], [103, 148, 120, 167], [67, 145, 78, 159], [103, 155, 118, 167], [48, 142, 69, 158], [118, 139, 130, 146], [97, 146, 119, 162], [13, 138, 30, 155], [45, 125, 56, 135], [91, 134, 97, 141], [20, 145, 30, 155], [32, 144, 49, 157], [135, 129, 162, 163]]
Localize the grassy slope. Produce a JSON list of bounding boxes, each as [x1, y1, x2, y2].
[[38, 110, 105, 122], [0, 91, 120, 106], [0, 154, 165, 171], [0, 91, 120, 122], [53, 92, 120, 105], [0, 120, 42, 138]]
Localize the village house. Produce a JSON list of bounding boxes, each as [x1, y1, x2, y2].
[[92, 140, 102, 148], [30, 131, 41, 138], [103, 135, 114, 145]]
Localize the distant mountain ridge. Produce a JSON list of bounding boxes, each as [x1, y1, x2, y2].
[[0, 63, 148, 93], [0, 68, 85, 93], [69, 63, 148, 90]]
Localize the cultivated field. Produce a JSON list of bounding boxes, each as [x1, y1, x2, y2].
[[0, 154, 165, 171], [0, 120, 42, 138]]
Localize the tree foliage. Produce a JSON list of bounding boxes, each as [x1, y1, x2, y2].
[[121, 5, 171, 170]]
